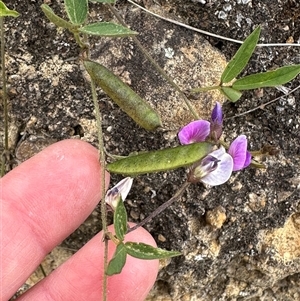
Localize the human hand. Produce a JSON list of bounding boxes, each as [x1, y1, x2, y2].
[[1, 140, 159, 301]]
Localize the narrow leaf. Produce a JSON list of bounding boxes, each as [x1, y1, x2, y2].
[[79, 22, 137, 37], [41, 4, 77, 30], [64, 0, 88, 25], [125, 242, 181, 260], [84, 60, 162, 131], [114, 196, 128, 241], [0, 1, 19, 17], [220, 86, 243, 102], [221, 26, 261, 83], [106, 243, 127, 275], [232, 65, 300, 90], [106, 142, 213, 176]]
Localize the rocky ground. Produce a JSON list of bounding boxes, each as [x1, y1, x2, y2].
[[2, 0, 300, 300]]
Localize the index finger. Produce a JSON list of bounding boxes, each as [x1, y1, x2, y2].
[[0, 139, 110, 300]]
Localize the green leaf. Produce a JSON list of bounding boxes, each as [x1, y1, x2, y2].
[[220, 86, 243, 102], [41, 4, 77, 30], [0, 1, 19, 17], [125, 242, 181, 260], [106, 243, 127, 275], [232, 65, 300, 90], [89, 0, 116, 3], [114, 196, 128, 241], [221, 26, 261, 84], [84, 60, 162, 131], [79, 22, 137, 37], [64, 0, 88, 25], [106, 142, 213, 176]]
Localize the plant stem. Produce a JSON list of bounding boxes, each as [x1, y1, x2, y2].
[[127, 181, 191, 233], [103, 238, 108, 301], [89, 79, 108, 301], [1, 17, 9, 177], [192, 85, 221, 92], [0, 18, 8, 151], [107, 4, 199, 120]]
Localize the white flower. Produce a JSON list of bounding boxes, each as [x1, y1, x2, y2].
[[189, 146, 233, 186], [105, 177, 133, 210]]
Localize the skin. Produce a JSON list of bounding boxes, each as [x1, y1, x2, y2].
[[0, 139, 159, 301]]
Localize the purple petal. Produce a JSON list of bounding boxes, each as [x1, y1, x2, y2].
[[197, 155, 220, 178], [178, 120, 210, 145], [211, 102, 223, 124], [244, 151, 252, 168], [201, 147, 233, 186], [228, 135, 248, 171], [210, 102, 223, 140]]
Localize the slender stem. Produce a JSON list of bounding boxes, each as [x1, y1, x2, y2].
[[89, 79, 108, 301], [0, 17, 8, 151], [127, 181, 191, 233], [192, 85, 221, 93], [103, 238, 108, 301], [107, 232, 120, 244], [1, 153, 5, 177], [1, 17, 9, 177], [107, 4, 199, 119], [127, 0, 300, 47], [73, 31, 89, 50]]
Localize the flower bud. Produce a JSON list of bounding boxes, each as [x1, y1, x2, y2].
[[210, 102, 223, 141], [105, 177, 133, 211]]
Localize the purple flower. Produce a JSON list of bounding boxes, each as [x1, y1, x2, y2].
[[189, 146, 233, 186], [178, 102, 224, 145], [210, 102, 223, 141], [105, 177, 133, 210], [178, 120, 210, 144], [228, 135, 251, 171], [211, 102, 223, 124], [178, 104, 251, 185]]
